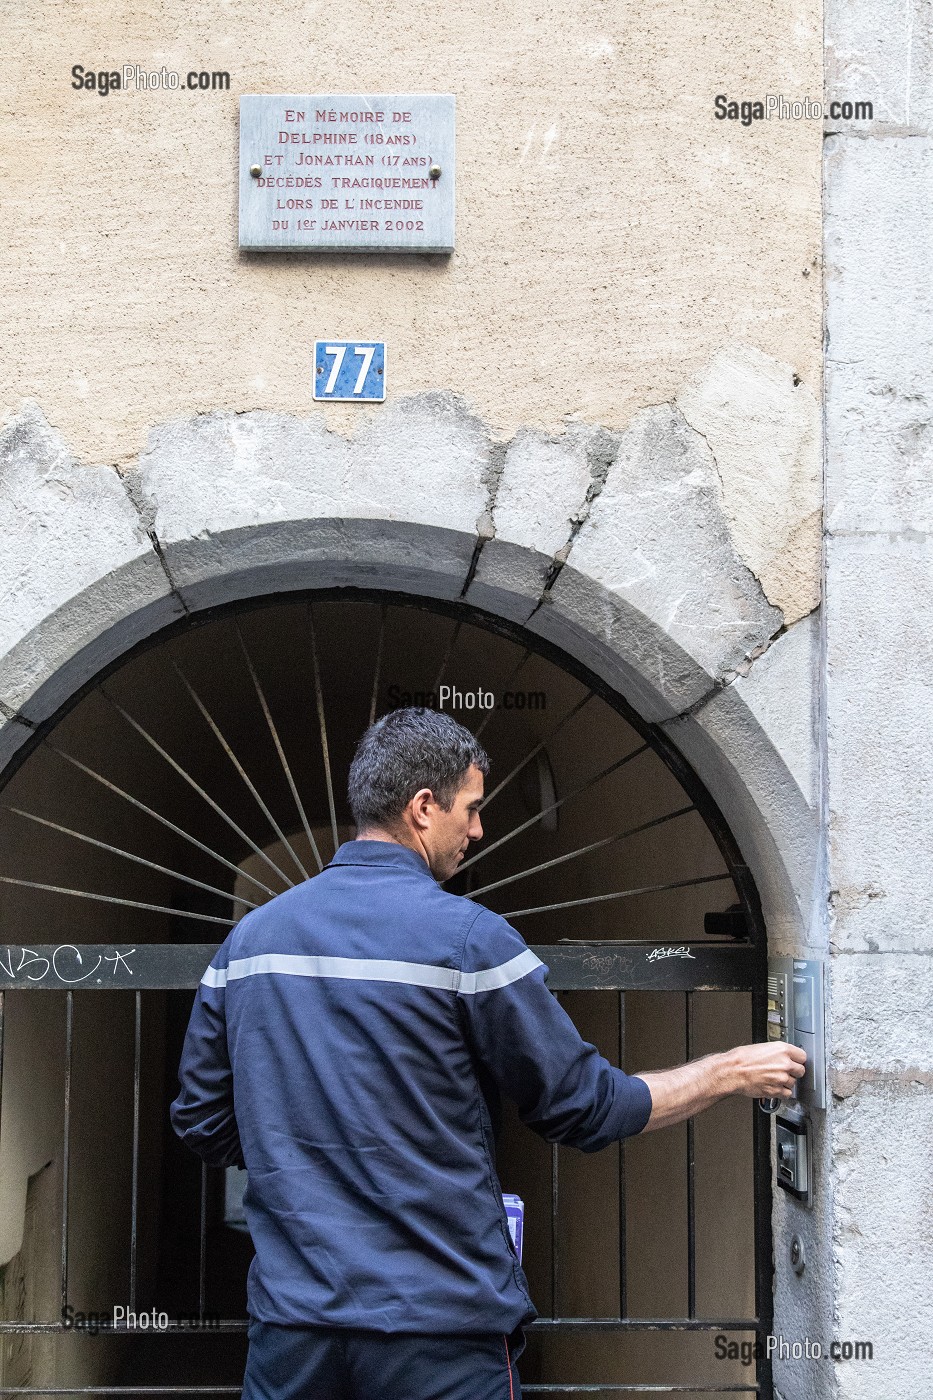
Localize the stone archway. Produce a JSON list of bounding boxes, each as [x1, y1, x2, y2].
[[0, 395, 818, 952]]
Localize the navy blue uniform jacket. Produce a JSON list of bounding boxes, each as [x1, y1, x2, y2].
[[170, 840, 653, 1334]]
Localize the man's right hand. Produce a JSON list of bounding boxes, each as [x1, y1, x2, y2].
[[720, 1040, 807, 1100], [634, 1040, 808, 1132]]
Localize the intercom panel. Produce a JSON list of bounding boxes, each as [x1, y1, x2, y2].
[[767, 956, 826, 1111]]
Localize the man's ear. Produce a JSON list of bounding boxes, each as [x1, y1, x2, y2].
[[408, 787, 436, 831]]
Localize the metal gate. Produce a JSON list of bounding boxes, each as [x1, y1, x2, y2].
[[0, 594, 773, 1398]]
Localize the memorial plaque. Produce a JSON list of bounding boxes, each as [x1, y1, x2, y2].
[[239, 94, 455, 253]]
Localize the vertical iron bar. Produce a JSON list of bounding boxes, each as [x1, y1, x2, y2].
[[369, 605, 386, 728], [0, 993, 5, 1184], [308, 607, 340, 857], [618, 990, 628, 1319], [752, 985, 775, 1400], [61, 990, 73, 1320], [551, 1141, 560, 1319], [551, 991, 560, 1318], [199, 1161, 208, 1322], [685, 991, 696, 1320], [130, 991, 141, 1312]]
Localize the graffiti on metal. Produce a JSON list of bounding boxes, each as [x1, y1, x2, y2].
[[0, 943, 136, 985]]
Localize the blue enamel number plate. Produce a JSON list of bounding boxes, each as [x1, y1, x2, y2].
[[314, 340, 386, 401]]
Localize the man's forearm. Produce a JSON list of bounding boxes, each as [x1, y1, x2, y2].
[[633, 1052, 734, 1132], [632, 1040, 807, 1131]]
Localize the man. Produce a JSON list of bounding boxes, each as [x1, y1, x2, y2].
[[171, 707, 805, 1400]]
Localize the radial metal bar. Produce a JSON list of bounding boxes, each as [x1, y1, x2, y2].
[[199, 1160, 208, 1321], [236, 624, 324, 876], [551, 1140, 560, 1319], [0, 876, 235, 926], [467, 806, 696, 899], [457, 743, 651, 878], [685, 991, 696, 1320], [130, 992, 141, 1312], [479, 692, 595, 812], [505, 871, 732, 919], [7, 809, 258, 911], [618, 990, 628, 1318], [45, 744, 277, 899], [308, 608, 340, 857], [100, 689, 294, 888], [60, 991, 73, 1321], [368, 605, 387, 728], [473, 649, 531, 739], [172, 661, 309, 880], [431, 620, 461, 697]]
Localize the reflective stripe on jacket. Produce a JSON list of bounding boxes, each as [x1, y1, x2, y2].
[[170, 840, 653, 1333]]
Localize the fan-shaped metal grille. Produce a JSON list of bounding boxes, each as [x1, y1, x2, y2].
[[0, 595, 747, 946]]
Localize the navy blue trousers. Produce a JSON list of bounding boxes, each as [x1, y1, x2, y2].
[[242, 1320, 526, 1400]]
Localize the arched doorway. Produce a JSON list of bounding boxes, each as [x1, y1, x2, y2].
[[0, 590, 771, 1397]]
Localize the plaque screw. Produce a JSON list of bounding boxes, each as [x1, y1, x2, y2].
[[249, 164, 262, 178], [429, 164, 442, 181]]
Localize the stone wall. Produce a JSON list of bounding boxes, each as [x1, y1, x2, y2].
[[820, 2, 933, 1396]]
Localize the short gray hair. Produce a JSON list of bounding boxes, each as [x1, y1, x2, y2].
[[348, 707, 489, 830]]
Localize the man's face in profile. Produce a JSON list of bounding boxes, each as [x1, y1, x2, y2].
[[424, 763, 485, 882]]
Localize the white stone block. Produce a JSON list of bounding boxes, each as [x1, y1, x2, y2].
[[730, 612, 821, 810], [826, 358, 933, 535], [467, 426, 609, 622], [0, 403, 179, 722], [831, 952, 933, 1073], [135, 396, 493, 605], [677, 344, 821, 624], [825, 136, 933, 371], [543, 403, 783, 714], [826, 0, 933, 132], [831, 1091, 933, 1398], [826, 534, 933, 953], [491, 427, 594, 557]]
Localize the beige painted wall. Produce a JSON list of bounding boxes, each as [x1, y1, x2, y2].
[[2, 0, 821, 475]]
